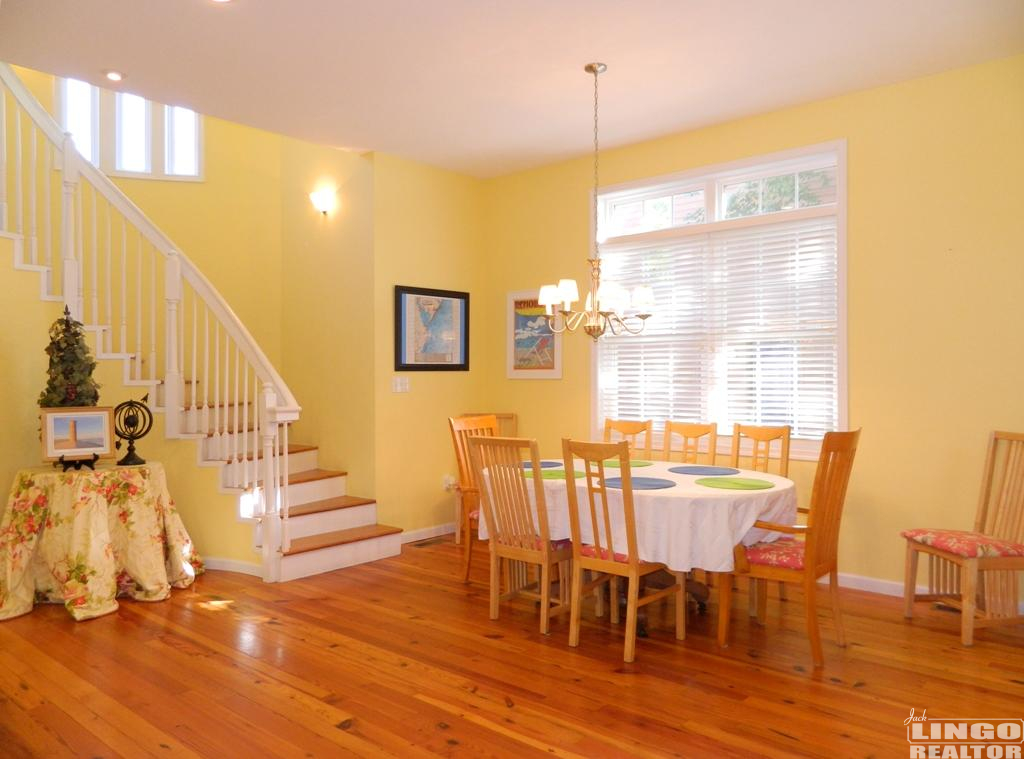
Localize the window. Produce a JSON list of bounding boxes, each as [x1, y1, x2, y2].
[[116, 92, 150, 173], [58, 78, 202, 180], [61, 78, 98, 164], [595, 144, 846, 458]]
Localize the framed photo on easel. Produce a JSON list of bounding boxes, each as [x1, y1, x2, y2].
[[40, 407, 115, 463]]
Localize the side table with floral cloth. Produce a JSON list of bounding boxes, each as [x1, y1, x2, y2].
[[0, 463, 203, 621]]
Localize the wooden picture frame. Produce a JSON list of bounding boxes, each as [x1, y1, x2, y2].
[[394, 285, 470, 371], [507, 290, 562, 379], [40, 406, 115, 462]]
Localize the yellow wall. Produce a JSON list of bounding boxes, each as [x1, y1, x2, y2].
[[372, 153, 487, 531], [279, 140, 376, 496], [482, 54, 1024, 584]]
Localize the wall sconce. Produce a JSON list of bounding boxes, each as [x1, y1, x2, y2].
[[309, 187, 337, 216]]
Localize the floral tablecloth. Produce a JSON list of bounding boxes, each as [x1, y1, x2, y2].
[[0, 463, 203, 621]]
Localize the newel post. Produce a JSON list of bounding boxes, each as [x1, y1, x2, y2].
[[259, 382, 281, 582], [164, 251, 183, 437], [60, 132, 81, 319]]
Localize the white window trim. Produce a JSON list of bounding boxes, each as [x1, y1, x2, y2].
[[56, 78, 205, 182], [590, 140, 848, 462]]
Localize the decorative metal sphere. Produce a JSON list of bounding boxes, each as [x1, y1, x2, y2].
[[114, 395, 153, 466]]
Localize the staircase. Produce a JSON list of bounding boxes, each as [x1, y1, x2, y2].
[[0, 63, 401, 581]]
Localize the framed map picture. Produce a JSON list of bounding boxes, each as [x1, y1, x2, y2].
[[394, 285, 469, 371], [507, 290, 562, 379]]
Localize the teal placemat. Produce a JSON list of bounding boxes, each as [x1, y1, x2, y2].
[[601, 459, 654, 468], [695, 477, 774, 490], [541, 469, 585, 480]]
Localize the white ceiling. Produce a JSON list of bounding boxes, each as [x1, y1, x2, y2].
[[1, 0, 1022, 177]]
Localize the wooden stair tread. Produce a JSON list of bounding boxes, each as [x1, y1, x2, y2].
[[224, 443, 317, 463], [288, 495, 375, 518], [283, 524, 402, 556], [256, 468, 347, 488]]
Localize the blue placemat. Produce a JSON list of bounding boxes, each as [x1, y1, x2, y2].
[[669, 465, 741, 476], [605, 476, 676, 490], [521, 460, 562, 469]]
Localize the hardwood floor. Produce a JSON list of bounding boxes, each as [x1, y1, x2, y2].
[[1, 536, 1022, 758]]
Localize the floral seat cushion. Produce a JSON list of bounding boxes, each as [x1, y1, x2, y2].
[[746, 537, 805, 570], [901, 528, 1024, 558]]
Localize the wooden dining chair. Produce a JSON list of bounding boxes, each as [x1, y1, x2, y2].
[[718, 429, 860, 668], [448, 414, 499, 582], [603, 419, 654, 460], [730, 423, 793, 603], [729, 423, 791, 476], [902, 430, 1024, 645], [562, 438, 686, 662], [661, 421, 718, 464], [468, 436, 573, 634]]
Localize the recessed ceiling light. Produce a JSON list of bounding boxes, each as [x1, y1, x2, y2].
[[105, 70, 124, 82], [211, 0, 233, 3]]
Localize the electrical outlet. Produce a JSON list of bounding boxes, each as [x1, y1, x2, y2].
[[391, 376, 411, 393], [443, 474, 457, 491]]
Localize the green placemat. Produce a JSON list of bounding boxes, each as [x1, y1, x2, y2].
[[601, 459, 654, 468], [541, 469, 585, 480], [695, 476, 774, 490]]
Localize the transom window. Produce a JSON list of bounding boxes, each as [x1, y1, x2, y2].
[[595, 144, 846, 459], [58, 78, 203, 180]]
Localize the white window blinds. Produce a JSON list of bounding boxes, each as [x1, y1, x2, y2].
[[596, 215, 840, 442]]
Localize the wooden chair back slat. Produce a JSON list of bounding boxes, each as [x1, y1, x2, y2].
[[562, 438, 639, 566], [729, 423, 791, 476], [974, 431, 1024, 543], [662, 421, 717, 464], [805, 429, 860, 568], [449, 415, 499, 491], [603, 419, 653, 460], [469, 436, 549, 550]]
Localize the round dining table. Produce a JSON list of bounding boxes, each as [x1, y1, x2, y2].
[[479, 459, 797, 573]]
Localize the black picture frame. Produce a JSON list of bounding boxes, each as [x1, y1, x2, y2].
[[394, 285, 470, 371]]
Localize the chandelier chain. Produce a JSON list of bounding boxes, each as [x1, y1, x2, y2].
[[593, 64, 599, 258]]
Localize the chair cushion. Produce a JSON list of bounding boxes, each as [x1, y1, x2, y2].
[[526, 537, 573, 551], [901, 528, 1024, 558], [467, 509, 480, 521], [578, 544, 634, 563], [746, 537, 805, 570]]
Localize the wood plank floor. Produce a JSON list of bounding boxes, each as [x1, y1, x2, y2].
[[1, 536, 1022, 758]]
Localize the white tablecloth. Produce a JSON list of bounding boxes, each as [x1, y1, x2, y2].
[[479, 460, 797, 572]]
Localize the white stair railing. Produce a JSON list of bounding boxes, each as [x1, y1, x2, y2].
[[0, 63, 299, 579]]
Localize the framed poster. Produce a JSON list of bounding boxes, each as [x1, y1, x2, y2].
[[507, 290, 562, 379], [394, 285, 469, 371], [40, 406, 115, 462]]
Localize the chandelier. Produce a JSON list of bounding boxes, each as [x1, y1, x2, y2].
[[538, 63, 654, 340]]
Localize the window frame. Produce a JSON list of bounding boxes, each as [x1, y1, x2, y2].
[[58, 77, 100, 166], [56, 77, 204, 182], [589, 140, 848, 461]]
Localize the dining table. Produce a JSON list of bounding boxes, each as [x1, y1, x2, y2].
[[479, 458, 797, 573]]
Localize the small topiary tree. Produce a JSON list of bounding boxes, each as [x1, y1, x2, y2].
[[38, 306, 101, 407]]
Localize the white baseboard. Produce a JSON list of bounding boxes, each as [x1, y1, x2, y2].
[[827, 572, 925, 596], [401, 523, 456, 544], [202, 557, 262, 577]]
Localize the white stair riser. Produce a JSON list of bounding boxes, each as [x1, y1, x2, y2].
[[279, 533, 402, 582], [219, 449, 319, 488], [285, 504, 377, 539], [288, 475, 347, 503]]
